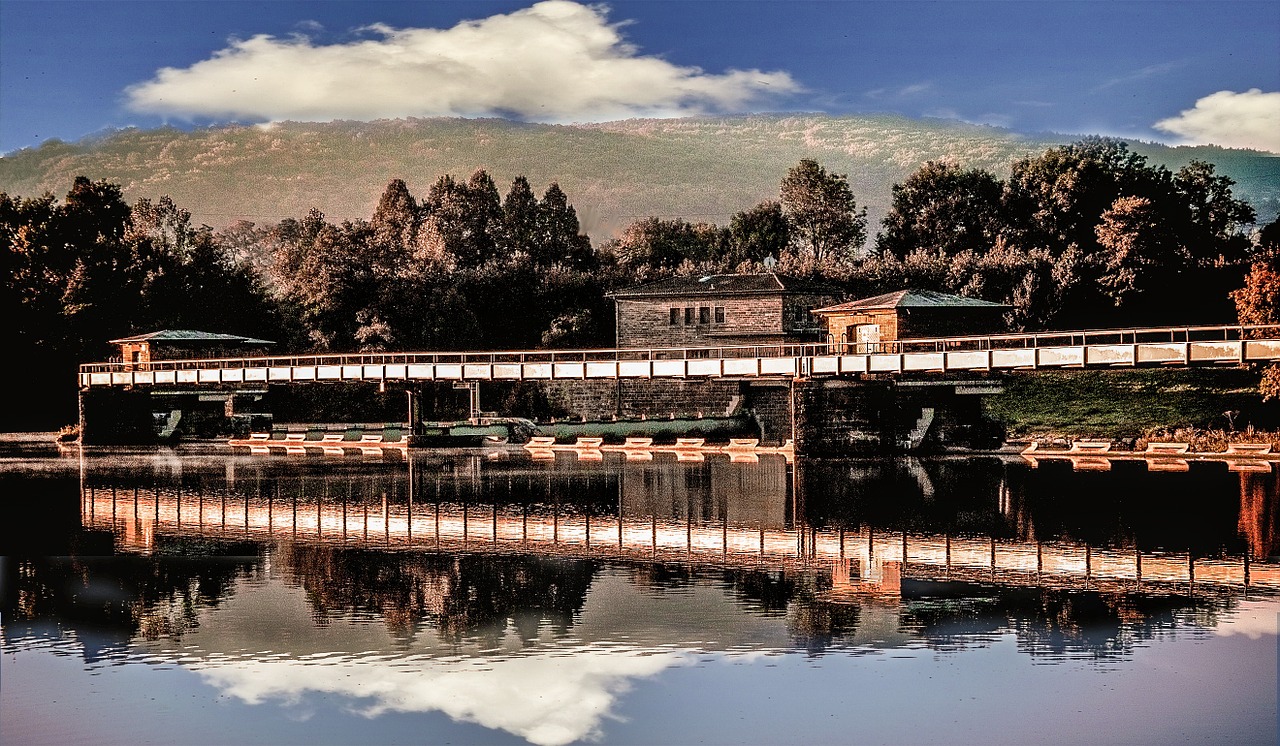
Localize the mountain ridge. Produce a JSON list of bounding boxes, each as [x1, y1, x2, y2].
[[2, 113, 1275, 240]]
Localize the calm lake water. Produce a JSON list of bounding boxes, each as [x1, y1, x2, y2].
[[2, 440, 1278, 745]]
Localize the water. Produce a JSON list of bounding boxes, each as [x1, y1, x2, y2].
[[2, 440, 1278, 745]]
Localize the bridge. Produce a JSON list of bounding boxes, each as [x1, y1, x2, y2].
[[80, 323, 1280, 388], [76, 323, 1280, 453]]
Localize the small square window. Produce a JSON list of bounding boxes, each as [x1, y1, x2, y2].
[[699, 306, 710, 324], [685, 307, 695, 325], [669, 308, 679, 326], [714, 306, 725, 324]]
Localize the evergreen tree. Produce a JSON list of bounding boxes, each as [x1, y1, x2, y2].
[[500, 176, 539, 259], [537, 183, 593, 269]]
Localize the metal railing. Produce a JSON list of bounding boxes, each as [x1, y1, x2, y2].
[[79, 323, 1280, 375], [828, 323, 1280, 356]]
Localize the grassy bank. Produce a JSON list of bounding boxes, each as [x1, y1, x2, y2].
[[984, 368, 1280, 441]]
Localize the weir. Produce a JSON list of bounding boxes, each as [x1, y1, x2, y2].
[[77, 323, 1280, 454]]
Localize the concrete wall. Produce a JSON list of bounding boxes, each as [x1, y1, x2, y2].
[[791, 378, 1004, 455]]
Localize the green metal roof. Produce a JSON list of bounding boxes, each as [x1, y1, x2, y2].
[[813, 290, 1008, 314], [109, 329, 276, 345]]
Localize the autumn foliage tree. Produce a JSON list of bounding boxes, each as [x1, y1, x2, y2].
[[1233, 214, 1280, 399]]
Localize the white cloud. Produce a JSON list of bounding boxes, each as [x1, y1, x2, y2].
[[864, 82, 931, 100], [1092, 60, 1184, 92], [124, 1, 799, 124], [194, 646, 688, 746], [1154, 89, 1280, 153]]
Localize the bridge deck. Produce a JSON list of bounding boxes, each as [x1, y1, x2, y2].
[[81, 324, 1280, 388]]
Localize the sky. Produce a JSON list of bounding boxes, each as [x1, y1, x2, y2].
[[1, 0, 1278, 155]]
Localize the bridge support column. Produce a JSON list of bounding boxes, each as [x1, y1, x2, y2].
[[406, 385, 422, 437]]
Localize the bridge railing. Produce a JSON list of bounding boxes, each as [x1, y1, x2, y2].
[[79, 323, 1280, 374], [79, 342, 833, 373], [837, 323, 1280, 355]]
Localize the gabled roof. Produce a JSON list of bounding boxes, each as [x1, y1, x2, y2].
[[609, 272, 839, 299], [813, 289, 1008, 315], [110, 329, 276, 345]]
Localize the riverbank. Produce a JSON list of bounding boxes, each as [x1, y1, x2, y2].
[[985, 368, 1280, 444]]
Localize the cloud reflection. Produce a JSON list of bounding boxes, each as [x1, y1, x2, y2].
[[1212, 602, 1280, 641], [193, 645, 687, 746]]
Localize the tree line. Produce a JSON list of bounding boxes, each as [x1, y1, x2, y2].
[[3, 137, 1278, 426]]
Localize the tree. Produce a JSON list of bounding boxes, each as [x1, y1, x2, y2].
[[1005, 138, 1166, 258], [610, 217, 720, 270], [1172, 160, 1256, 266], [0, 179, 283, 426], [536, 183, 594, 269], [876, 161, 1004, 260], [415, 170, 504, 268], [370, 178, 419, 254], [779, 159, 866, 263], [1094, 195, 1186, 322], [726, 201, 790, 264], [1233, 213, 1280, 399], [461, 170, 503, 267], [1000, 137, 1257, 328], [500, 176, 539, 259]]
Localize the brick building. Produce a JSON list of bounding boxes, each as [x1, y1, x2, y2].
[[812, 290, 1008, 352], [608, 273, 840, 349], [112, 329, 276, 366]]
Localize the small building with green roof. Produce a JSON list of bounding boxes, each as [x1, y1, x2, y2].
[[110, 329, 276, 365], [812, 290, 1009, 352]]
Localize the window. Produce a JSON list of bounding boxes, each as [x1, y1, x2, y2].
[[669, 308, 679, 326], [699, 306, 710, 324], [685, 307, 695, 325], [714, 306, 725, 324]]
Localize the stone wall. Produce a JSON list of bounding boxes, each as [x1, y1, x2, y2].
[[514, 378, 795, 445], [541, 379, 743, 420], [615, 296, 785, 348]]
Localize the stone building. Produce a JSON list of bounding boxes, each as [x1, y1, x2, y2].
[[812, 290, 1009, 352], [608, 273, 840, 349], [112, 329, 276, 366]]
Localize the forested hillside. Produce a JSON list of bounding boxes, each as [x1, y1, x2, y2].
[[2, 115, 1276, 240]]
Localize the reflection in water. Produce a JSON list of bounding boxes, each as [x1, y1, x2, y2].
[[190, 642, 684, 746], [3, 448, 1279, 745]]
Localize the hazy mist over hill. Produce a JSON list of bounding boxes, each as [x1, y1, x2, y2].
[[2, 114, 1276, 241]]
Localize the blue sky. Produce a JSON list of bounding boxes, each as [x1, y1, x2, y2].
[[2, 0, 1277, 155]]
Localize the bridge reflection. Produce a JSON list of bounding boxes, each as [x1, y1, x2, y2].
[[79, 451, 1280, 598]]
